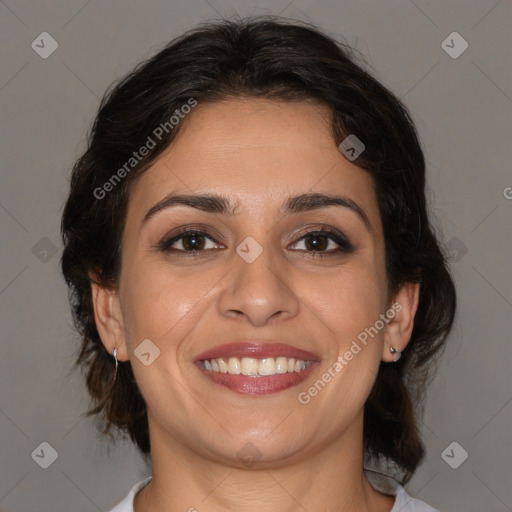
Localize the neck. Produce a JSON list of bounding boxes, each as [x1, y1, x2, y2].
[[134, 410, 395, 512]]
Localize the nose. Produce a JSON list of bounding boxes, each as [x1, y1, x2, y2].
[[217, 240, 300, 327]]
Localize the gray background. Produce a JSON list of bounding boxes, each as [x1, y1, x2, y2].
[[1, 0, 511, 511]]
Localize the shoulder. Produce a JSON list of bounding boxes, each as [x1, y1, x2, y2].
[[106, 476, 152, 512], [393, 485, 440, 512], [364, 469, 439, 512]]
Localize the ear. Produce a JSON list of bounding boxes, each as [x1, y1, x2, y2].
[[382, 281, 420, 363], [89, 272, 129, 362]]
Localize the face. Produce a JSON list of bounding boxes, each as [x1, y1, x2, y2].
[[96, 98, 405, 467]]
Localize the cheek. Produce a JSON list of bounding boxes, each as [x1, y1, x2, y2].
[[120, 255, 219, 346], [303, 269, 386, 412], [303, 263, 386, 346]]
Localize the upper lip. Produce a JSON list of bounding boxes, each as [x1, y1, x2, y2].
[[194, 341, 321, 362]]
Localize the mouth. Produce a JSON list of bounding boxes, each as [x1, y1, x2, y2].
[[194, 342, 321, 395]]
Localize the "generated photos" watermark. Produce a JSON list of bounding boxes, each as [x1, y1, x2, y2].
[[298, 301, 403, 404], [93, 97, 198, 200]]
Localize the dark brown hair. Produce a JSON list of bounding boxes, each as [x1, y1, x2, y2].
[[60, 15, 456, 485]]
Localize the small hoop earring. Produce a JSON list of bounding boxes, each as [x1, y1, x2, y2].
[[389, 346, 401, 362], [112, 347, 119, 385]]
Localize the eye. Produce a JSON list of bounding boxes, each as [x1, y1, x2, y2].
[[289, 229, 355, 257], [158, 228, 222, 254]]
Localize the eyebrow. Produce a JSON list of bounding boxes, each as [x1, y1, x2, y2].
[[142, 192, 372, 233]]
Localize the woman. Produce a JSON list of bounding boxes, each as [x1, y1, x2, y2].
[[61, 16, 456, 512]]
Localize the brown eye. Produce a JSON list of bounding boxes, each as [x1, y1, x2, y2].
[[302, 233, 330, 251], [159, 229, 221, 253], [290, 230, 355, 256], [179, 232, 207, 251]]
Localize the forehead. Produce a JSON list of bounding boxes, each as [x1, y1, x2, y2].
[[126, 98, 378, 224]]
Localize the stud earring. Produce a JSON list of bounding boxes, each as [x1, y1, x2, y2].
[[389, 346, 401, 362]]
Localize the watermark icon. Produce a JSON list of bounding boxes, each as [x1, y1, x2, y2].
[[31, 441, 58, 469], [441, 441, 468, 469], [503, 187, 512, 200], [237, 442, 263, 468], [339, 134, 365, 161], [134, 338, 161, 366], [32, 237, 58, 263], [93, 98, 198, 200], [31, 32, 59, 59], [446, 236, 468, 263], [441, 32, 468, 59], [236, 236, 263, 263], [297, 302, 402, 405]]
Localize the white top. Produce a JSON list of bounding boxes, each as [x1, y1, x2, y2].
[[107, 469, 439, 512]]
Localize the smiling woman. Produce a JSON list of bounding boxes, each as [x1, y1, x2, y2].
[[60, 15, 456, 512]]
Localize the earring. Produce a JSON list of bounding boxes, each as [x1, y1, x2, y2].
[[389, 346, 401, 362], [112, 347, 119, 385]]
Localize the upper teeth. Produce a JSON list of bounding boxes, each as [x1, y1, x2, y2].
[[202, 356, 310, 376]]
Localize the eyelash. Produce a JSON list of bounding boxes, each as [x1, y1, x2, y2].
[[157, 226, 356, 259]]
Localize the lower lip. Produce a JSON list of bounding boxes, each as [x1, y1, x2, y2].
[[194, 361, 320, 395]]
